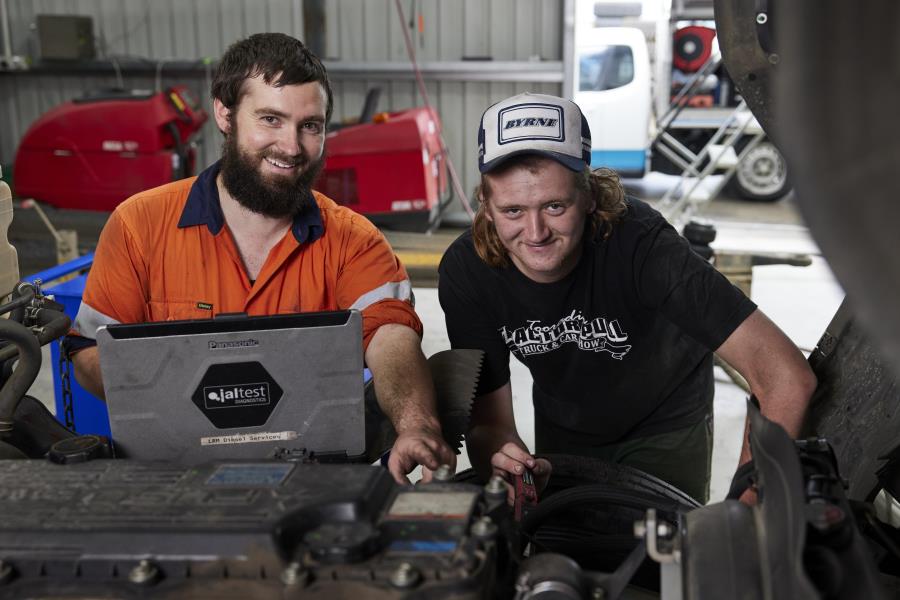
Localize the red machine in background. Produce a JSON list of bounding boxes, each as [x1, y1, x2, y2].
[[673, 25, 717, 73], [316, 91, 449, 231], [15, 84, 450, 231], [14, 86, 207, 212]]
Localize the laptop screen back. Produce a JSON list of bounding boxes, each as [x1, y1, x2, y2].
[[96, 310, 365, 463]]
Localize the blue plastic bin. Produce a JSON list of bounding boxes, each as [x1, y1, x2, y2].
[[27, 253, 112, 437]]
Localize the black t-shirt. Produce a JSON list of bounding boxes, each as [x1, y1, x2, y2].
[[438, 197, 757, 445]]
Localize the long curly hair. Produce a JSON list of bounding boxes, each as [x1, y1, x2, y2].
[[472, 157, 627, 268]]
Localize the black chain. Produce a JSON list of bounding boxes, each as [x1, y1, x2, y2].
[[58, 345, 76, 431]]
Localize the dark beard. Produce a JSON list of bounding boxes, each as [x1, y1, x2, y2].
[[219, 131, 324, 219]]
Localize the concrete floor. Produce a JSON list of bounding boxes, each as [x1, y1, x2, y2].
[[18, 174, 845, 503]]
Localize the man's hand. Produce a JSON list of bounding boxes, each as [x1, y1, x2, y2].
[[388, 427, 457, 484], [739, 487, 759, 506], [365, 324, 453, 484], [465, 383, 547, 502], [490, 441, 552, 504]]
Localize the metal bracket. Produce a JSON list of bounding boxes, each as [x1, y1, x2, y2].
[[634, 508, 681, 564]]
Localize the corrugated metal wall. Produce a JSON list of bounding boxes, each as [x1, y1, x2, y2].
[[0, 0, 563, 215]]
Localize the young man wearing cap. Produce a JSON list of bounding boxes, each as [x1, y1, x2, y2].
[[438, 93, 816, 503]]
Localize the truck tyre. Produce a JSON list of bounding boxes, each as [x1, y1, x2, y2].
[[730, 140, 791, 202]]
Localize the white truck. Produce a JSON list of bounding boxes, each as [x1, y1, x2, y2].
[[570, 0, 791, 202]]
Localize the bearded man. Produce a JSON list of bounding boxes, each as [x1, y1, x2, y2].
[[65, 33, 455, 483]]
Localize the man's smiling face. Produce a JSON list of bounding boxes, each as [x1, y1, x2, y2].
[[214, 74, 328, 217], [485, 157, 595, 283]]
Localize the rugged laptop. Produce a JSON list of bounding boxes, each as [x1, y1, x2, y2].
[[95, 310, 365, 463]]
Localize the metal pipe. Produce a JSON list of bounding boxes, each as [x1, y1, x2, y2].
[[18, 58, 564, 83], [324, 60, 564, 82], [0, 283, 35, 318], [0, 0, 12, 61], [562, 0, 575, 98], [0, 308, 70, 363]]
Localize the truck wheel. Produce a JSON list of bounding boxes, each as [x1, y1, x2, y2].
[[730, 140, 791, 202]]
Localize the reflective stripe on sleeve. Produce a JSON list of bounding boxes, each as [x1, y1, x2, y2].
[[72, 302, 121, 340], [349, 280, 413, 311]]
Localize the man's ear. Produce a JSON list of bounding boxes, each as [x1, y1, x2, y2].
[[482, 199, 495, 223], [212, 98, 232, 135]]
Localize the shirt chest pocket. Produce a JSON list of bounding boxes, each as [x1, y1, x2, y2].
[[148, 300, 214, 322]]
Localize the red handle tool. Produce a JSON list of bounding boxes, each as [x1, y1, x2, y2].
[[514, 468, 539, 521]]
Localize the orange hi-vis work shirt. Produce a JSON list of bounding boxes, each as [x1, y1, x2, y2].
[[66, 162, 421, 352]]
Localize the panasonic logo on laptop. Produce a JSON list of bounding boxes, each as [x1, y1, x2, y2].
[[204, 382, 271, 409], [208, 339, 260, 350]]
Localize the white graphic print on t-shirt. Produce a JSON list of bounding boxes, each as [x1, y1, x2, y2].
[[498, 310, 632, 360]]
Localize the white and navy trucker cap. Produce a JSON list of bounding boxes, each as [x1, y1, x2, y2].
[[478, 92, 592, 173]]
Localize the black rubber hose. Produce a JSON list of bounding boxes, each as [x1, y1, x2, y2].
[[0, 319, 42, 434], [0, 309, 70, 363], [0, 440, 27, 459], [0, 283, 35, 320], [32, 307, 72, 344]]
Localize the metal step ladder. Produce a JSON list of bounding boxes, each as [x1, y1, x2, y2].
[[651, 55, 768, 231]]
